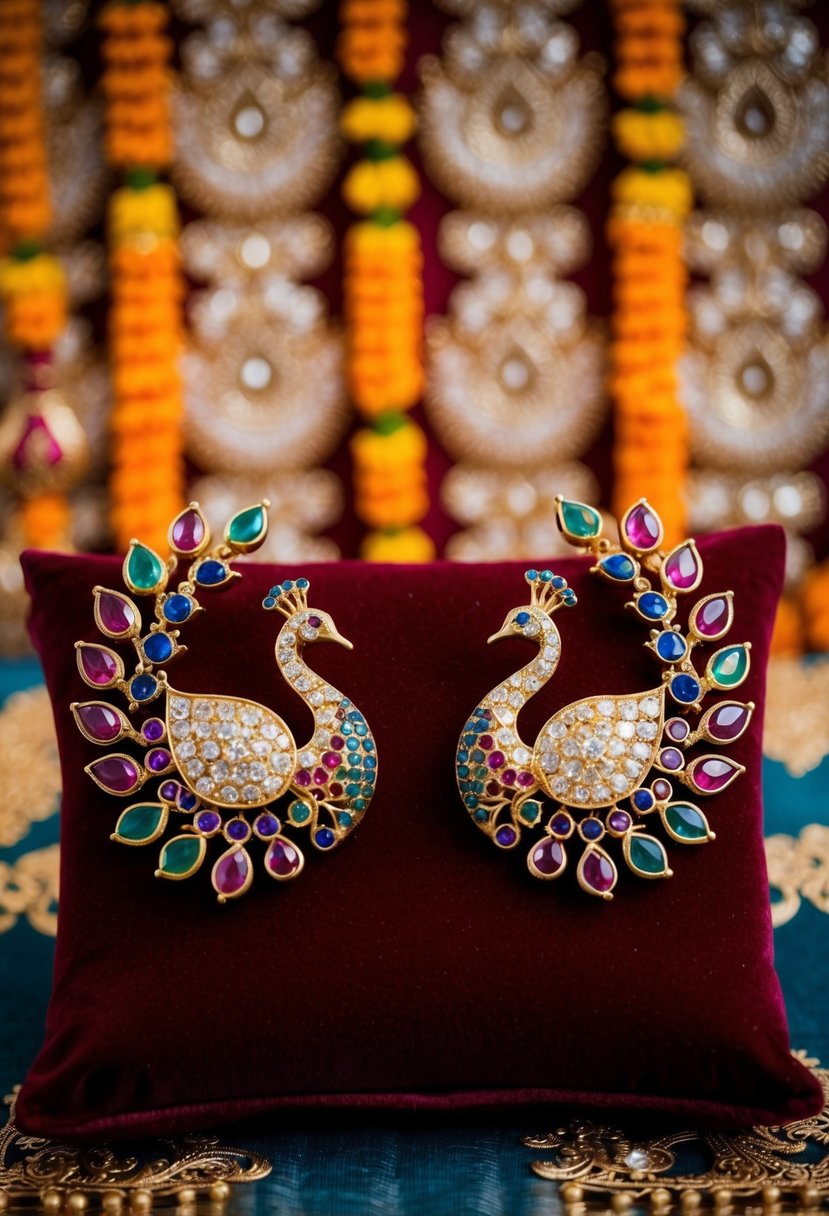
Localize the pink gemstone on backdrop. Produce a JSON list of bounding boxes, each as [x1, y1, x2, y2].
[[313, 767, 329, 785], [80, 645, 119, 686], [322, 751, 340, 769], [76, 703, 122, 742], [664, 543, 699, 590], [487, 750, 505, 769], [89, 756, 139, 793], [214, 850, 249, 895], [707, 703, 750, 741], [266, 837, 301, 878], [691, 757, 739, 792], [171, 508, 205, 553], [97, 591, 136, 636], [531, 837, 564, 877], [12, 414, 63, 472], [479, 734, 494, 750], [295, 770, 312, 787], [501, 769, 517, 785], [330, 735, 345, 750], [624, 503, 661, 550], [582, 850, 615, 893], [516, 771, 534, 787], [695, 597, 729, 637]]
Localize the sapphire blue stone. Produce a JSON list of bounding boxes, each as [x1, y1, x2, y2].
[[179, 791, 198, 811], [345, 737, 359, 751], [296, 578, 309, 589], [552, 575, 566, 589], [163, 594, 192, 623], [670, 673, 701, 703], [540, 570, 553, 583], [196, 560, 227, 586], [633, 788, 655, 812], [656, 631, 687, 661], [581, 818, 603, 840], [600, 553, 636, 581], [515, 611, 530, 625], [227, 819, 250, 841], [526, 569, 538, 581], [551, 813, 571, 836], [638, 591, 669, 620], [263, 596, 276, 609], [282, 580, 293, 591], [363, 739, 374, 752], [315, 827, 335, 849], [364, 756, 377, 769], [130, 674, 157, 701], [143, 632, 173, 663], [348, 711, 362, 723], [256, 814, 279, 837]]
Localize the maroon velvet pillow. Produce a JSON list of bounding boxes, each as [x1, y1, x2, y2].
[[17, 525, 821, 1139]]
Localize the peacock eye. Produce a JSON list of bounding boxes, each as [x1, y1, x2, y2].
[[307, 615, 322, 629], [515, 611, 530, 626]]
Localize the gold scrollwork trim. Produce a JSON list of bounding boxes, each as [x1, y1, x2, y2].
[[0, 688, 61, 850], [766, 826, 829, 929], [0, 846, 59, 938]]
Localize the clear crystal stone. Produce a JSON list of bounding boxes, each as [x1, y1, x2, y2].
[[220, 785, 238, 803], [226, 741, 246, 761], [252, 740, 270, 756], [540, 750, 559, 772], [624, 1149, 651, 1171], [260, 722, 278, 740], [548, 721, 567, 739], [231, 764, 250, 783], [593, 784, 611, 802], [172, 720, 191, 739], [201, 741, 220, 760], [492, 687, 507, 703], [640, 697, 660, 718], [299, 749, 316, 768], [496, 707, 515, 725], [217, 722, 235, 739], [513, 746, 531, 766], [526, 676, 541, 692], [185, 759, 205, 778], [574, 786, 590, 803], [552, 776, 568, 795], [218, 701, 235, 720], [325, 686, 339, 701], [632, 741, 650, 759], [564, 759, 583, 779], [623, 758, 640, 778], [637, 722, 658, 739], [178, 741, 196, 758], [285, 663, 301, 679], [249, 762, 267, 781], [543, 645, 558, 660], [583, 736, 605, 759], [610, 773, 628, 793], [240, 706, 262, 725], [278, 650, 293, 664], [194, 700, 212, 720], [607, 739, 625, 758], [300, 624, 318, 640], [272, 754, 292, 774], [282, 632, 296, 646], [309, 691, 324, 706], [496, 728, 513, 745], [195, 722, 212, 738], [563, 711, 576, 725], [508, 692, 524, 708], [170, 697, 189, 718], [195, 776, 215, 795], [563, 738, 579, 757], [509, 674, 521, 688], [616, 721, 635, 740], [597, 699, 615, 717], [576, 704, 594, 720], [620, 700, 638, 721], [242, 784, 261, 802], [537, 660, 552, 675], [211, 760, 229, 780], [263, 776, 280, 795]]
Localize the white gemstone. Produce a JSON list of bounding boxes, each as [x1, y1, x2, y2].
[[610, 773, 628, 793], [170, 697, 189, 718], [263, 776, 280, 795], [271, 754, 292, 774], [537, 660, 552, 675], [242, 784, 261, 802], [595, 722, 612, 739], [637, 721, 658, 740], [508, 692, 524, 708], [282, 632, 296, 646], [548, 721, 567, 739], [564, 759, 582, 779], [620, 700, 638, 721], [195, 722, 212, 738], [185, 759, 205, 778], [220, 785, 238, 803], [495, 706, 515, 725], [552, 776, 568, 796], [640, 697, 660, 718], [599, 758, 616, 777], [496, 728, 513, 746], [492, 687, 507, 703], [526, 676, 541, 692], [300, 624, 319, 641], [563, 738, 579, 758], [513, 746, 531, 766], [623, 758, 641, 778], [299, 749, 315, 768], [231, 764, 250, 783], [583, 736, 605, 760], [218, 701, 235, 721], [178, 741, 196, 758], [576, 704, 594, 720], [240, 705, 261, 725], [563, 711, 576, 725], [252, 740, 270, 756], [543, 645, 558, 661], [325, 686, 339, 701], [540, 750, 559, 772], [624, 1150, 651, 1171], [249, 762, 267, 781], [309, 691, 324, 707], [593, 784, 611, 802], [509, 674, 521, 688], [597, 699, 615, 717], [226, 741, 246, 761], [295, 677, 311, 692], [194, 700, 212, 720], [606, 740, 625, 760], [217, 722, 235, 739], [574, 786, 590, 803], [632, 741, 650, 759], [172, 720, 190, 739], [285, 663, 301, 679], [616, 721, 635, 740], [211, 760, 229, 780], [276, 733, 291, 749], [201, 741, 220, 760], [522, 621, 540, 638], [195, 776, 215, 795]]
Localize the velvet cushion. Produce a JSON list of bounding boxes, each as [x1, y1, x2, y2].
[[16, 525, 822, 1139]]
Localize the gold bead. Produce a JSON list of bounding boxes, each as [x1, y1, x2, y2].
[[612, 1193, 634, 1212], [651, 1189, 672, 1208], [67, 1194, 88, 1213], [762, 1187, 781, 1206], [208, 1183, 231, 1203], [681, 1193, 702, 1210], [800, 1187, 820, 1208], [102, 1194, 124, 1215], [561, 1183, 585, 1204], [0, 1190, 8, 1212], [130, 1191, 153, 1214], [42, 1190, 63, 1213], [713, 1190, 732, 1207], [176, 1190, 197, 1206]]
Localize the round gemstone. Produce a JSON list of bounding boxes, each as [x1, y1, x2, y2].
[[659, 747, 683, 771], [163, 594, 193, 623], [624, 503, 661, 550], [664, 542, 700, 591], [143, 632, 173, 663], [289, 799, 311, 825], [255, 813, 279, 837], [632, 788, 655, 812], [608, 810, 631, 833], [226, 818, 251, 841], [706, 702, 750, 742], [670, 674, 701, 704], [330, 735, 344, 750], [295, 770, 312, 787], [495, 825, 517, 847], [79, 645, 120, 686], [159, 781, 179, 801], [130, 674, 157, 702], [550, 812, 572, 836], [652, 778, 672, 801], [266, 837, 302, 878], [171, 507, 206, 553], [96, 590, 136, 636], [501, 769, 516, 785], [487, 751, 505, 769], [76, 702, 122, 742], [147, 747, 171, 772], [530, 837, 565, 877], [315, 827, 335, 849], [142, 717, 165, 742], [196, 810, 221, 833], [638, 592, 669, 620], [479, 734, 494, 750], [665, 717, 690, 742], [599, 553, 636, 581], [322, 751, 340, 769], [516, 771, 534, 787], [656, 631, 687, 662], [214, 849, 249, 895], [580, 818, 604, 841], [196, 560, 228, 586], [307, 614, 322, 628], [89, 755, 140, 794]]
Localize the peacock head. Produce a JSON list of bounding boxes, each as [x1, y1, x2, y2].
[[488, 568, 577, 645], [262, 578, 353, 650]]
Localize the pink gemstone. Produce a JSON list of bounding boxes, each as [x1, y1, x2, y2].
[[501, 768, 516, 785], [665, 717, 689, 742], [531, 837, 564, 877], [295, 770, 311, 787], [76, 702, 122, 742], [624, 503, 661, 550], [516, 771, 534, 787], [214, 849, 249, 895], [330, 735, 345, 750], [313, 767, 329, 786], [322, 751, 340, 769], [171, 508, 205, 553], [487, 751, 505, 769], [582, 849, 616, 893], [79, 645, 119, 686], [266, 837, 301, 878], [97, 590, 136, 636], [690, 757, 740, 792], [89, 755, 139, 794], [707, 702, 750, 742], [652, 778, 672, 800], [695, 597, 729, 637], [479, 734, 494, 750], [664, 543, 699, 590]]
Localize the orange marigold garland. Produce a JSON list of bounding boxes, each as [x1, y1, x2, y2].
[[338, 0, 434, 562], [609, 0, 690, 548], [100, 0, 183, 553]]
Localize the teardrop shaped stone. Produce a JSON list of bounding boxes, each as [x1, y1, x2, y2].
[[692, 594, 732, 639], [78, 644, 120, 686], [581, 848, 616, 894], [227, 504, 266, 547], [115, 803, 164, 843], [663, 542, 700, 591], [623, 502, 662, 551], [75, 701, 124, 742], [558, 499, 601, 540], [665, 803, 709, 841], [159, 835, 204, 877], [170, 506, 207, 554], [89, 755, 140, 794], [266, 837, 302, 879], [689, 756, 742, 793], [708, 645, 750, 688], [126, 542, 165, 592], [213, 847, 250, 896], [529, 836, 565, 877], [599, 553, 636, 581], [706, 701, 751, 742], [96, 589, 137, 636], [628, 834, 669, 876]]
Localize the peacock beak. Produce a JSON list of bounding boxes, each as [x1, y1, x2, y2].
[[329, 627, 354, 650], [487, 625, 512, 645]]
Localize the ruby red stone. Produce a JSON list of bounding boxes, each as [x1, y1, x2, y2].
[[479, 734, 494, 750], [97, 591, 136, 636], [330, 736, 344, 750], [690, 757, 740, 792], [322, 751, 340, 769], [485, 780, 500, 796], [313, 767, 329, 785], [531, 837, 565, 876], [89, 756, 139, 794], [295, 770, 311, 787], [171, 508, 205, 553], [501, 769, 517, 785], [516, 771, 534, 787], [664, 543, 699, 591], [80, 645, 119, 686], [707, 703, 750, 742], [695, 597, 729, 637], [329, 782, 343, 797], [487, 750, 505, 769], [624, 503, 661, 550], [582, 849, 615, 893], [214, 849, 249, 895], [652, 778, 672, 800], [76, 703, 122, 742], [266, 837, 301, 878]]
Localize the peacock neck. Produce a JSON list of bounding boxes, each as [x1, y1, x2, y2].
[[486, 619, 562, 727], [276, 621, 344, 750]]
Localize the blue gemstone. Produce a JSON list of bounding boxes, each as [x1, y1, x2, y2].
[[670, 673, 701, 704], [296, 578, 309, 589], [282, 580, 293, 591], [551, 813, 571, 836], [471, 748, 485, 763], [464, 794, 479, 808], [263, 596, 276, 609], [337, 811, 353, 828], [346, 783, 361, 797], [581, 818, 603, 840], [638, 592, 669, 619], [656, 631, 687, 661], [540, 570, 553, 583], [341, 722, 353, 735], [346, 737, 359, 751], [163, 594, 192, 623], [341, 698, 351, 708], [196, 560, 227, 586], [632, 789, 655, 811], [457, 750, 468, 763], [526, 569, 538, 581], [364, 756, 377, 769], [552, 575, 566, 589], [363, 772, 375, 786], [179, 791, 198, 811], [515, 611, 530, 626], [130, 674, 157, 701], [600, 553, 636, 581], [347, 711, 361, 723], [256, 813, 279, 837], [353, 798, 366, 811], [227, 819, 249, 841], [143, 632, 173, 663], [315, 827, 335, 849], [355, 723, 368, 736], [363, 739, 374, 752], [474, 808, 488, 823], [347, 768, 362, 781]]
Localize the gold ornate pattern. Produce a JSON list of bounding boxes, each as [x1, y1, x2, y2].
[[173, 0, 346, 559], [419, 1, 607, 560], [764, 656, 829, 778], [0, 846, 59, 937], [0, 688, 60, 850], [766, 826, 829, 929], [679, 3, 829, 580], [526, 1053, 829, 1200], [0, 1089, 271, 1205]]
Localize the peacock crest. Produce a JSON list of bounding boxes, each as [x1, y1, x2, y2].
[[72, 502, 377, 902], [457, 497, 752, 899]]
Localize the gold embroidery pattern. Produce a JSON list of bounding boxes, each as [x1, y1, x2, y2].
[[0, 687, 60, 850], [766, 826, 829, 929], [526, 1053, 829, 1200], [764, 656, 829, 778], [0, 846, 59, 938]]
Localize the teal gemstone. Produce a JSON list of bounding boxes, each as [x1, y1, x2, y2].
[[473, 809, 488, 823], [665, 803, 709, 842], [457, 765, 470, 779], [337, 811, 353, 828], [708, 644, 750, 689], [227, 504, 266, 547], [158, 836, 203, 876], [354, 798, 366, 811], [115, 803, 164, 843], [126, 542, 165, 592], [518, 800, 541, 825], [289, 799, 311, 825], [628, 834, 669, 876], [559, 498, 602, 540]]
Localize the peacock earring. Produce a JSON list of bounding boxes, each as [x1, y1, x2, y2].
[[455, 496, 751, 900], [72, 502, 377, 902]]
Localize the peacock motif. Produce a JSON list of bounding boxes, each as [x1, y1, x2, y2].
[[72, 502, 376, 902], [457, 496, 753, 899]]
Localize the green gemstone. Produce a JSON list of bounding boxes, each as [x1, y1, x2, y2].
[[708, 645, 749, 688], [227, 505, 266, 547], [519, 800, 541, 825], [289, 799, 311, 825], [158, 836, 203, 876], [628, 834, 669, 876], [126, 542, 165, 592], [665, 804, 709, 842], [115, 803, 164, 843], [559, 499, 602, 540]]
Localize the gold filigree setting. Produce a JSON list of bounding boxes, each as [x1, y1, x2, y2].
[[764, 657, 829, 779], [766, 826, 829, 929], [0, 847, 59, 938], [0, 688, 61, 851]]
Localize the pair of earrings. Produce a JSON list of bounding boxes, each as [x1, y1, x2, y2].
[[73, 499, 750, 903]]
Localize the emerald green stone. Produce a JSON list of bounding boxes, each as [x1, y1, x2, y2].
[[126, 542, 165, 592], [519, 800, 541, 825], [115, 803, 164, 843], [665, 804, 709, 842], [159, 836, 203, 876], [558, 499, 601, 540], [289, 799, 311, 826], [227, 505, 266, 546], [628, 834, 668, 876], [708, 644, 749, 688]]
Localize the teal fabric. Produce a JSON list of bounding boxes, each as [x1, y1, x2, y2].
[[0, 659, 826, 1214]]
